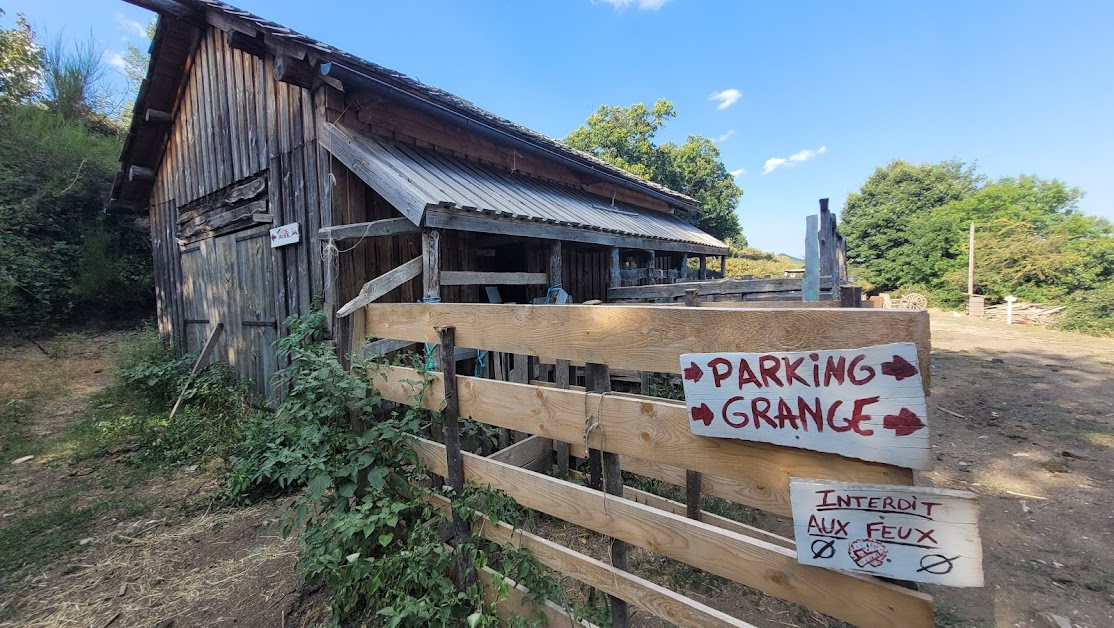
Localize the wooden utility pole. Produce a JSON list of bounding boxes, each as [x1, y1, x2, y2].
[[967, 222, 975, 300]]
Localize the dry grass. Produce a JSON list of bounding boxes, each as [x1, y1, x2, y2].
[[19, 503, 299, 628]]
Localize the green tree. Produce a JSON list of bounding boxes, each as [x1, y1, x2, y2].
[[565, 99, 743, 241], [840, 159, 982, 291], [0, 10, 44, 107]]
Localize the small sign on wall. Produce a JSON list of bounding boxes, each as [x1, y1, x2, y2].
[[270, 222, 301, 248], [790, 479, 983, 587], [679, 342, 931, 469]]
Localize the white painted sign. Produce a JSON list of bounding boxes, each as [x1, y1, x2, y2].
[[790, 479, 983, 587], [269, 222, 301, 248], [679, 343, 931, 470]]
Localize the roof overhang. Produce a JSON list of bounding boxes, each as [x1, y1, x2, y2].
[[319, 120, 728, 255]]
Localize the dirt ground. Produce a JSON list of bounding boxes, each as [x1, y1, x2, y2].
[[0, 314, 1111, 627]]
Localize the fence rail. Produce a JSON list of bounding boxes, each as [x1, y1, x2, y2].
[[357, 302, 934, 628]]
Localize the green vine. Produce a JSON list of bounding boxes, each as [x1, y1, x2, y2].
[[226, 311, 601, 626]]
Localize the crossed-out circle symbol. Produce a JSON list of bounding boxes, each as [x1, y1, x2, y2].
[[810, 539, 836, 560], [917, 554, 958, 575]]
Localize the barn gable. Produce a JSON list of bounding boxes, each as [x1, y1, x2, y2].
[[113, 0, 730, 394]]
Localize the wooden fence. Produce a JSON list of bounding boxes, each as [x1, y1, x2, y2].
[[356, 303, 934, 627]]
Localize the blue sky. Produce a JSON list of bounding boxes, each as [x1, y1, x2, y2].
[[6, 0, 1113, 255]]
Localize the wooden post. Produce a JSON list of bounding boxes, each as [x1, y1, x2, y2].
[[548, 240, 562, 289], [586, 362, 629, 628], [818, 198, 833, 286], [682, 288, 703, 521], [718, 255, 727, 279], [967, 222, 975, 306], [841, 285, 863, 308], [803, 215, 820, 302], [698, 255, 707, 281], [646, 250, 657, 285], [680, 252, 689, 281], [439, 326, 474, 588], [423, 228, 442, 301], [608, 246, 621, 290]]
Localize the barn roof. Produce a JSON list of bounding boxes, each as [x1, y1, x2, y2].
[[321, 121, 726, 255], [114, 0, 727, 253]]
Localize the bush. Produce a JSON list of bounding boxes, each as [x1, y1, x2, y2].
[[1054, 286, 1114, 337]]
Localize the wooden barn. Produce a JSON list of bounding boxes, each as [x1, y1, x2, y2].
[[111, 0, 731, 394]]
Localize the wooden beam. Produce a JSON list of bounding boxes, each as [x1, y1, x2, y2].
[[430, 495, 753, 628], [318, 121, 430, 225], [368, 366, 914, 517], [336, 256, 422, 317], [128, 165, 155, 182], [439, 327, 473, 588], [362, 337, 416, 358], [422, 228, 441, 300], [698, 255, 707, 280], [547, 240, 562, 289], [425, 210, 727, 256], [608, 247, 621, 288], [439, 271, 548, 286], [273, 54, 313, 89], [415, 438, 934, 628], [361, 304, 931, 388], [317, 217, 419, 241], [488, 434, 551, 472], [143, 108, 173, 125], [227, 29, 266, 58], [606, 276, 825, 302], [803, 214, 820, 302], [168, 323, 224, 420], [478, 565, 595, 627]]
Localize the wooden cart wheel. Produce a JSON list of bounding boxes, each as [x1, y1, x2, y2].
[[900, 293, 928, 309]]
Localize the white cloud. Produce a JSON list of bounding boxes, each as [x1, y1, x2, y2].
[[115, 13, 146, 39], [708, 88, 742, 110], [596, 0, 670, 10], [762, 145, 827, 175], [729, 168, 746, 177], [716, 129, 735, 142], [106, 52, 127, 70]]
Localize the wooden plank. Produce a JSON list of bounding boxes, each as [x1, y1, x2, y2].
[[608, 300, 842, 309], [318, 121, 430, 225], [619, 483, 795, 551], [422, 228, 441, 300], [606, 276, 819, 302], [439, 327, 473, 587], [317, 217, 419, 241], [790, 479, 983, 587], [368, 366, 914, 517], [168, 322, 224, 420], [477, 565, 594, 627], [429, 495, 752, 628], [361, 304, 932, 389], [803, 214, 820, 302], [440, 271, 549, 286], [679, 343, 932, 470], [415, 438, 934, 628], [336, 256, 422, 317], [489, 434, 552, 472], [362, 338, 416, 358]]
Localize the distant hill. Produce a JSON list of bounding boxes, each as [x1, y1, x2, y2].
[[719, 248, 799, 278], [777, 253, 804, 265]]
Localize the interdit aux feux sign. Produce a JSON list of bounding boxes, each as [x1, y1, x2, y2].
[[679, 342, 931, 469], [790, 479, 983, 587]]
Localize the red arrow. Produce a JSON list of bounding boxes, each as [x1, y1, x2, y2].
[[883, 408, 925, 436], [690, 403, 714, 427], [881, 355, 918, 381], [683, 361, 704, 384]]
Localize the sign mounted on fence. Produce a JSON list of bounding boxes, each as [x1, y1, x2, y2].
[[679, 342, 931, 469], [790, 479, 983, 587], [269, 222, 301, 248]]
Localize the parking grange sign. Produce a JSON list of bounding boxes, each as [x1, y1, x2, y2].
[[679, 342, 931, 469]]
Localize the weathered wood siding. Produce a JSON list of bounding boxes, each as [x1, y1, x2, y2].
[[147, 25, 325, 394]]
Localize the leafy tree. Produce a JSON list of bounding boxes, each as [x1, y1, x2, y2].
[[565, 99, 743, 241], [0, 10, 44, 107], [840, 159, 982, 291]]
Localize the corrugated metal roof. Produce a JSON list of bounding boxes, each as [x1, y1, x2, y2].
[[333, 125, 726, 251], [114, 0, 699, 211]]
